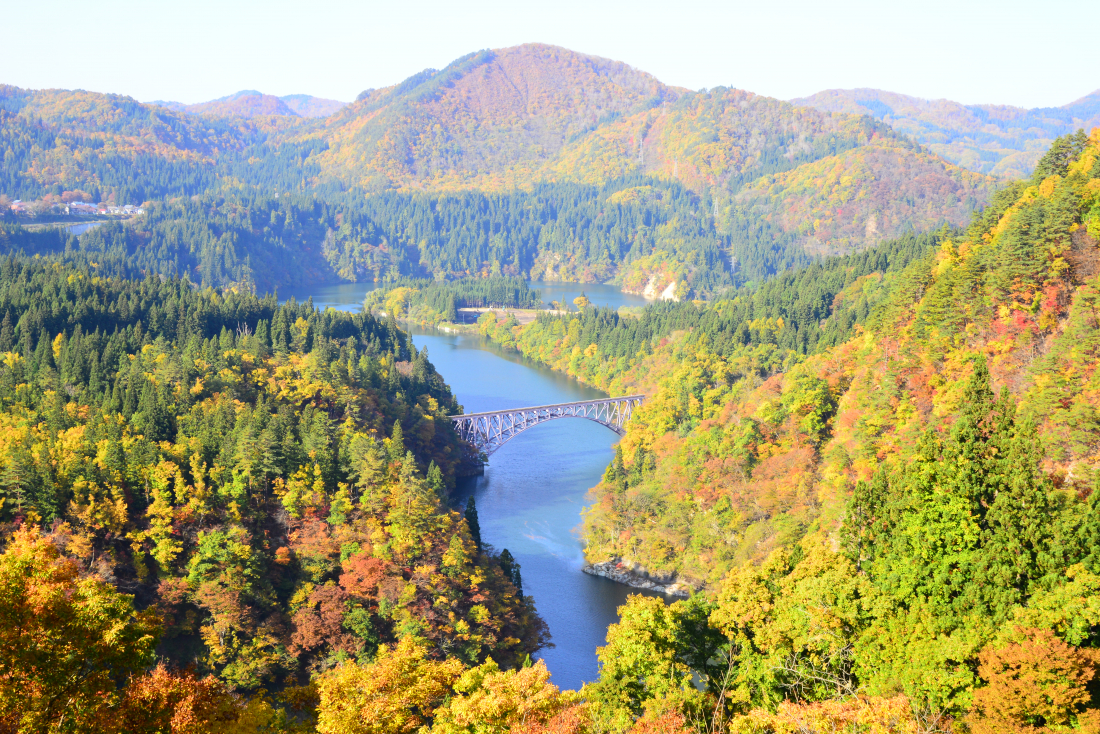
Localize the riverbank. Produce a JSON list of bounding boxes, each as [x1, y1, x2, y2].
[[582, 559, 692, 597], [456, 306, 568, 325], [406, 325, 667, 689], [376, 306, 569, 330]]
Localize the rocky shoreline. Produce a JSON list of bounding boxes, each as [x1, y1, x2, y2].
[[582, 559, 692, 597]]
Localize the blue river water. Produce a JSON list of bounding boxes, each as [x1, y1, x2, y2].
[[283, 280, 665, 690], [279, 279, 650, 314], [527, 280, 650, 311]]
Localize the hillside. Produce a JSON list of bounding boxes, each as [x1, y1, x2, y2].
[[475, 129, 1100, 587], [0, 257, 548, 715], [727, 138, 989, 259], [0, 192, 405, 293], [185, 89, 300, 117], [309, 44, 675, 191], [279, 93, 347, 118], [0, 85, 260, 203], [794, 87, 1100, 178], [0, 86, 252, 153], [151, 91, 347, 119], [305, 45, 992, 196], [458, 129, 1100, 726], [0, 46, 999, 291], [289, 44, 996, 279]]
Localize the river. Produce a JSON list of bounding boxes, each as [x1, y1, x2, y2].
[[282, 280, 667, 690], [279, 279, 652, 313]]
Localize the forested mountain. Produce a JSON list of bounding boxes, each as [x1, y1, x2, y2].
[[298, 45, 993, 264], [464, 128, 1100, 729], [0, 193, 407, 292], [794, 87, 1100, 178], [0, 45, 997, 292], [150, 91, 347, 119], [0, 84, 255, 203], [0, 257, 554, 730], [479, 129, 1100, 586], [182, 90, 300, 118], [279, 94, 347, 118]]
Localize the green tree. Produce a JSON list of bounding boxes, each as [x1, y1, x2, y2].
[[587, 594, 718, 730], [464, 495, 482, 551], [499, 549, 522, 597]]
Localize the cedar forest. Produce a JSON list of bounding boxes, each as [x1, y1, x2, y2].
[[2, 41, 1100, 734]]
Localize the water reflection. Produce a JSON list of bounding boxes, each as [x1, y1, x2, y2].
[[278, 281, 378, 312], [277, 279, 653, 316], [529, 281, 651, 312]]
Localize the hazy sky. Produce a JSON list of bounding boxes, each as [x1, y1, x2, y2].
[[3, 0, 1096, 109]]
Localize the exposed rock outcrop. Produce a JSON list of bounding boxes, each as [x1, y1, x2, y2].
[[639, 275, 679, 301], [582, 558, 691, 597]]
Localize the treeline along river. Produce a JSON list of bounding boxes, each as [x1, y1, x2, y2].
[[281, 281, 664, 690]]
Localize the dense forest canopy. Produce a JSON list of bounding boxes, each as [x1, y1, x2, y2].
[[463, 128, 1100, 731], [0, 256, 552, 730], [0, 44, 996, 298], [5, 41, 1100, 734], [4, 128, 1099, 733]]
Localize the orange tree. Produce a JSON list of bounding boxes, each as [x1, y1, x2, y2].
[[0, 526, 160, 733]]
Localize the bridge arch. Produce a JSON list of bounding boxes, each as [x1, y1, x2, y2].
[[450, 395, 644, 457]]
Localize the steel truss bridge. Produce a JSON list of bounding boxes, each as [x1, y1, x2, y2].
[[451, 395, 645, 457]]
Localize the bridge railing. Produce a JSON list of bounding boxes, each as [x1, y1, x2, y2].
[[450, 395, 644, 419], [449, 395, 645, 457]]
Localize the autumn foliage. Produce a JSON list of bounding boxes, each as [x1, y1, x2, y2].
[[969, 628, 1100, 733]]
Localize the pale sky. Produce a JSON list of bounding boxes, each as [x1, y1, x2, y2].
[[2, 0, 1096, 109]]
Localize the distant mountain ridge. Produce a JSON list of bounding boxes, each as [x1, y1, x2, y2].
[[278, 94, 346, 118], [149, 90, 347, 118], [792, 87, 1100, 178], [297, 44, 993, 261], [1, 45, 1004, 292]]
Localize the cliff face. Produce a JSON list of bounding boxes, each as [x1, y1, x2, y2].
[[583, 558, 691, 596]]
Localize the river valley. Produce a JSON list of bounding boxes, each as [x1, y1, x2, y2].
[[281, 281, 667, 690]]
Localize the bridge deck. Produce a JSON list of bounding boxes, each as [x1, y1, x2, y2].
[[448, 395, 646, 420], [449, 394, 646, 457]]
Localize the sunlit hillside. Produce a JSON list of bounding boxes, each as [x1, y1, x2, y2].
[[727, 138, 990, 258], [307, 44, 675, 191], [291, 44, 996, 264], [185, 90, 300, 118], [0, 44, 1000, 288], [794, 87, 1100, 178]]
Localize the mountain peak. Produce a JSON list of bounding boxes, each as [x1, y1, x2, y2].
[[186, 91, 298, 118], [344, 43, 672, 123], [212, 89, 264, 103], [278, 94, 346, 118], [148, 90, 347, 118]]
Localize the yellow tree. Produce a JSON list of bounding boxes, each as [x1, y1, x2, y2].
[[0, 526, 160, 732], [429, 659, 578, 733], [316, 637, 465, 734]]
